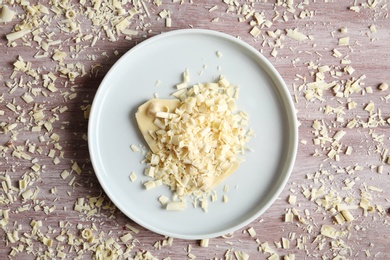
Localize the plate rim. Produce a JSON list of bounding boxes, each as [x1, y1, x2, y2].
[[88, 28, 298, 239]]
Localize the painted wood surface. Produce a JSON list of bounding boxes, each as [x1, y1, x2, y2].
[[0, 1, 389, 259]]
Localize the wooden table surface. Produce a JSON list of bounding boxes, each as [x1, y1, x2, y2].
[[1, 0, 390, 259]]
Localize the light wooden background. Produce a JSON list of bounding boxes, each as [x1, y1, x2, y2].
[[1, 0, 390, 259]]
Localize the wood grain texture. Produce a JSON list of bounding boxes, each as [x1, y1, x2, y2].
[[1, 0, 390, 259]]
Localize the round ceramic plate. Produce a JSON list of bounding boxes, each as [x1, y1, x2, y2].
[[88, 29, 298, 240]]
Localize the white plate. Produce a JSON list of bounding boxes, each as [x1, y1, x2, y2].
[[88, 29, 298, 240]]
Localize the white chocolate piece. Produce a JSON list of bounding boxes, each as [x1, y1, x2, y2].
[[166, 201, 187, 211], [200, 238, 209, 247], [135, 98, 181, 153], [0, 5, 15, 23], [286, 28, 309, 41]]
